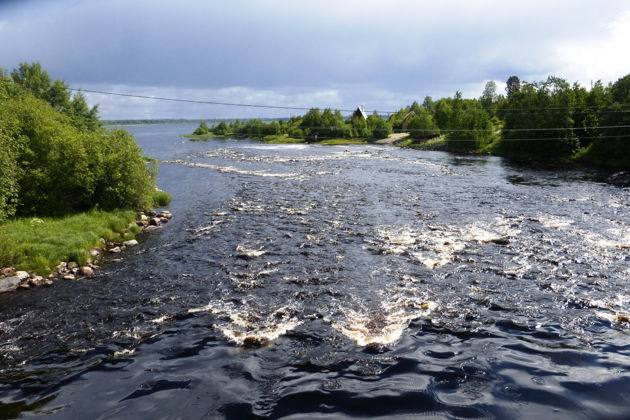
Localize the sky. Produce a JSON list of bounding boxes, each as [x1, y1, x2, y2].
[[1, 0, 629, 119]]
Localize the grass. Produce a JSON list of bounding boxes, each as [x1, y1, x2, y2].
[[398, 136, 447, 150], [0, 210, 139, 275], [262, 135, 306, 144], [318, 138, 370, 145], [151, 190, 172, 207]]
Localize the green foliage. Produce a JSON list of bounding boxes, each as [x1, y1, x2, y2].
[[367, 113, 392, 139], [0, 210, 137, 274], [10, 62, 101, 132], [578, 74, 630, 167], [193, 120, 210, 135], [94, 129, 155, 211], [498, 76, 580, 159], [446, 99, 494, 152], [406, 109, 439, 137], [0, 123, 23, 221], [151, 190, 172, 207], [0, 63, 160, 218]]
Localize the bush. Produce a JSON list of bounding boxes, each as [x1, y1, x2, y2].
[[0, 85, 156, 217], [151, 190, 172, 207]]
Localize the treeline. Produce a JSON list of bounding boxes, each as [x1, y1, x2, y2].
[[0, 62, 161, 222], [193, 73, 630, 167], [193, 108, 393, 140]]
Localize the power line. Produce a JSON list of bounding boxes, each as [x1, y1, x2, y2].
[[72, 87, 630, 115], [70, 88, 368, 114]]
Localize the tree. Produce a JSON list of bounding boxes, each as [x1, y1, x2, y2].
[[10, 62, 101, 132], [506, 76, 521, 97], [499, 76, 579, 159], [193, 120, 210, 135], [406, 109, 439, 137], [480, 80, 499, 115], [422, 96, 434, 111]]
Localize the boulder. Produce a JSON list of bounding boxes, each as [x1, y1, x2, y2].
[[109, 246, 122, 253], [159, 217, 169, 224], [29, 276, 47, 287], [150, 217, 161, 226], [15, 271, 30, 281], [123, 239, 138, 247], [140, 214, 149, 221], [79, 266, 94, 276], [90, 249, 101, 257], [63, 274, 76, 281], [159, 210, 173, 219], [67, 262, 79, 270], [0, 276, 22, 293], [136, 220, 148, 227], [144, 225, 161, 232], [1, 267, 16, 277], [56, 262, 67, 272]]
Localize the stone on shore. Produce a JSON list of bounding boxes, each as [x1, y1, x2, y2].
[[63, 274, 76, 281], [0, 276, 22, 293], [80, 266, 94, 276], [15, 271, 30, 281], [150, 217, 162, 226], [1, 267, 16, 277], [109, 246, 122, 253], [123, 239, 138, 247]]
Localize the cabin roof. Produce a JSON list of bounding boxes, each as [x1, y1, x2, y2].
[[353, 106, 367, 120]]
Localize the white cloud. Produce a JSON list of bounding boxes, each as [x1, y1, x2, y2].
[[550, 10, 630, 85]]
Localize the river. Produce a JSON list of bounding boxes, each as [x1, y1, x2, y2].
[[1, 123, 629, 419]]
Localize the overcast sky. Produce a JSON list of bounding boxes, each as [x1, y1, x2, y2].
[[1, 0, 629, 119]]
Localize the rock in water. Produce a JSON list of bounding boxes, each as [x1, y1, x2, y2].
[[608, 171, 630, 187], [80, 266, 94, 276], [123, 239, 138, 247]]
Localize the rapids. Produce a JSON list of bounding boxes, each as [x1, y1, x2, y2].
[[1, 123, 629, 419]]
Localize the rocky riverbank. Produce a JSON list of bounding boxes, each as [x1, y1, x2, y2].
[[0, 210, 172, 293]]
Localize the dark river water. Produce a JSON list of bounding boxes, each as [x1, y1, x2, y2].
[[1, 123, 630, 419]]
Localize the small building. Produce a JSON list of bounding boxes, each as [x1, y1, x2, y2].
[[352, 106, 367, 120]]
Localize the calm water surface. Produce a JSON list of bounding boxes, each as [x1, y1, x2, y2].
[[1, 124, 629, 419]]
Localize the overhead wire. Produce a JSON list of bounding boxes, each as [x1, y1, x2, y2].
[[71, 87, 630, 116]]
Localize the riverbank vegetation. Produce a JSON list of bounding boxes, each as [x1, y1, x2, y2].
[[189, 108, 393, 143], [0, 62, 170, 274], [0, 210, 138, 274], [191, 73, 630, 168]]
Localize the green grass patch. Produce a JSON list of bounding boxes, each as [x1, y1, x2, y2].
[[263, 135, 306, 144], [399, 136, 447, 150], [0, 210, 138, 275], [318, 138, 370, 145], [151, 190, 172, 207], [180, 134, 215, 141]]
